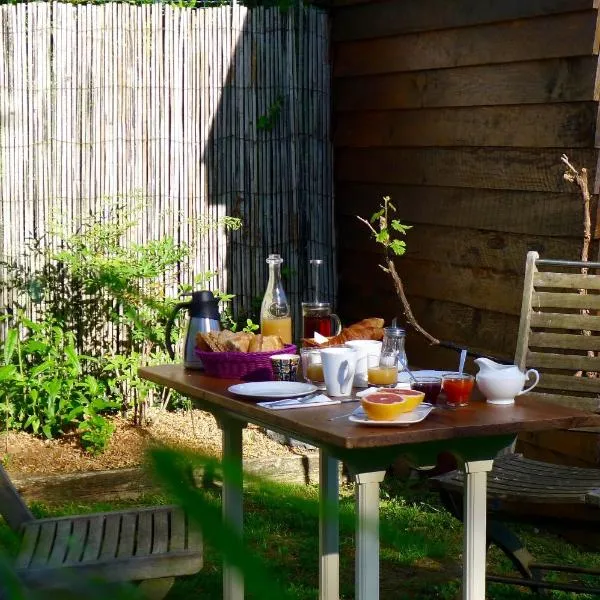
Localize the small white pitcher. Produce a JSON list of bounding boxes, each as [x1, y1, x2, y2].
[[474, 358, 540, 405]]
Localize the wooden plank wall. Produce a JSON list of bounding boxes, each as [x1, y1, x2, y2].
[[0, 3, 334, 340], [331, 0, 600, 369]]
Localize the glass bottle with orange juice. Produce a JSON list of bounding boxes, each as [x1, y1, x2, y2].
[[368, 326, 406, 387], [260, 254, 292, 344]]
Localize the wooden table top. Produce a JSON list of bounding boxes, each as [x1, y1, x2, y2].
[[139, 365, 600, 451]]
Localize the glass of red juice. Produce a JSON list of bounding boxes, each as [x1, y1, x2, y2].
[[442, 373, 475, 407], [302, 302, 342, 338], [411, 376, 442, 405]]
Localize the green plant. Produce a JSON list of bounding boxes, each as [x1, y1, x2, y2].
[[362, 195, 412, 258], [78, 415, 116, 455], [0, 313, 118, 448], [257, 95, 284, 131], [241, 318, 260, 333], [1, 198, 242, 430], [357, 196, 439, 345]]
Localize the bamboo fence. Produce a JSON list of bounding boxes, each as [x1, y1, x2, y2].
[[0, 2, 334, 338]]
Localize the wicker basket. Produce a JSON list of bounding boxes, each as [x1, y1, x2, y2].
[[195, 344, 297, 381]]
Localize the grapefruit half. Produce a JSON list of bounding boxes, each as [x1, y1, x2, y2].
[[361, 390, 425, 421]]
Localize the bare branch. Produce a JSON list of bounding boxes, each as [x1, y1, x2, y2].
[[386, 259, 439, 345], [561, 153, 579, 177], [356, 215, 377, 236], [562, 154, 595, 376]]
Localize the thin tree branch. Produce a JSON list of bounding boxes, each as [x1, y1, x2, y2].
[[380, 259, 440, 345], [562, 154, 595, 375], [357, 201, 440, 346]]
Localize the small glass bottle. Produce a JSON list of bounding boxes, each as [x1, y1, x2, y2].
[[260, 254, 292, 344], [367, 326, 406, 387]]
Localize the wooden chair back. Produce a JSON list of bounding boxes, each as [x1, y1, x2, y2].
[[0, 463, 34, 531], [515, 251, 600, 415]]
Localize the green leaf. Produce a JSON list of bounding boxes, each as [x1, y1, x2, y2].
[[64, 345, 81, 370], [30, 361, 53, 378], [391, 220, 411, 233], [44, 379, 61, 402], [32, 417, 41, 435], [370, 209, 384, 224], [389, 240, 407, 256], [0, 365, 17, 382], [66, 406, 85, 422], [23, 339, 49, 354], [3, 328, 18, 365], [90, 397, 119, 411], [375, 229, 390, 244]]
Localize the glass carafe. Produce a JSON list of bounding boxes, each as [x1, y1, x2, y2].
[[368, 326, 406, 387], [260, 254, 292, 344]]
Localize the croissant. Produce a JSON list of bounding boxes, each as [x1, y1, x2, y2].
[[302, 318, 385, 348]]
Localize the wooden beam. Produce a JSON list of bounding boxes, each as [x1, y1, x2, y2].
[[333, 57, 600, 110], [529, 331, 600, 349], [332, 0, 599, 41], [517, 429, 600, 468], [336, 183, 584, 237], [335, 147, 597, 193], [11, 454, 325, 505], [333, 11, 598, 77], [530, 312, 600, 331], [540, 373, 600, 393], [527, 350, 600, 368], [532, 291, 600, 310], [535, 271, 600, 290], [339, 252, 523, 315], [334, 103, 598, 149]]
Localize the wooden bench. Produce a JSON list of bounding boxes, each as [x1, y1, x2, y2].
[[0, 463, 203, 598], [432, 251, 600, 594]]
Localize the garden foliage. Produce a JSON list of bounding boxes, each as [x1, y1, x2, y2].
[[0, 198, 241, 453]]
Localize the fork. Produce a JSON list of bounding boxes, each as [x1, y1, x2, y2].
[[328, 409, 358, 421]]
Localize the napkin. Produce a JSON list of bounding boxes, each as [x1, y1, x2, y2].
[[258, 394, 341, 410]]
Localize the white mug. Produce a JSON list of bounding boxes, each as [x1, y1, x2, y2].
[[344, 340, 382, 388], [321, 347, 358, 397]]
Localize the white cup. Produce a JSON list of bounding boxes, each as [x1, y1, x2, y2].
[[320, 347, 358, 397], [344, 340, 382, 388]]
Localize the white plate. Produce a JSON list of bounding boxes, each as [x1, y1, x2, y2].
[[397, 369, 453, 383], [228, 381, 318, 399], [349, 403, 434, 426]]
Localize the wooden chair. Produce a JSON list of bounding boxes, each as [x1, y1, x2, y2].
[[0, 463, 203, 599], [432, 251, 600, 594]]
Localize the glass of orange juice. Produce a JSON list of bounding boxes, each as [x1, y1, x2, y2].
[[300, 348, 326, 390], [367, 366, 398, 387]]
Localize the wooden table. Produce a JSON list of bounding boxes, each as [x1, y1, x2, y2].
[[139, 365, 600, 600]]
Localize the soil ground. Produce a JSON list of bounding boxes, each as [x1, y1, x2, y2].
[[0, 408, 298, 476]]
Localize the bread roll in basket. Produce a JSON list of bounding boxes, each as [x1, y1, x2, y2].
[[195, 330, 297, 380]]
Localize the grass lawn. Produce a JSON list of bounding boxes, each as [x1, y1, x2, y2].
[[5, 471, 600, 599]]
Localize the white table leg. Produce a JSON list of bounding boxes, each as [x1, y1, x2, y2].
[[462, 459, 494, 600], [354, 470, 386, 600], [221, 419, 245, 600], [319, 450, 340, 600]]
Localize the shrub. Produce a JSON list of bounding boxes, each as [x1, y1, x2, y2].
[[0, 197, 241, 451]]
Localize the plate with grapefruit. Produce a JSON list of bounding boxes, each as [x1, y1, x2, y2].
[[350, 388, 433, 426]]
